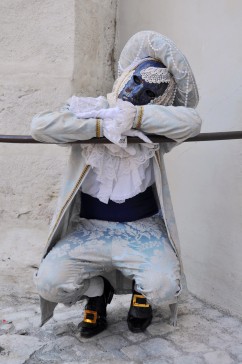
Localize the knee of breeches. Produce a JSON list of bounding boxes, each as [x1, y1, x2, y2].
[[136, 274, 180, 304], [34, 258, 70, 303], [34, 259, 90, 304], [34, 267, 62, 303]]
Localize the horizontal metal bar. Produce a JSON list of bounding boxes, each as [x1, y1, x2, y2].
[[0, 131, 242, 144]]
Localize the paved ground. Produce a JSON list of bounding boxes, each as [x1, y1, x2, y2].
[[1, 293, 242, 364]]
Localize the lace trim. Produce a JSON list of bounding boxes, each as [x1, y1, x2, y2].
[[150, 77, 177, 106], [140, 67, 171, 84], [81, 144, 158, 204]]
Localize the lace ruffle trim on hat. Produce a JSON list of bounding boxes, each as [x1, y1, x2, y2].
[[140, 67, 171, 84]]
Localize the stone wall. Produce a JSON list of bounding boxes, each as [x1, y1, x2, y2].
[[0, 0, 117, 223]]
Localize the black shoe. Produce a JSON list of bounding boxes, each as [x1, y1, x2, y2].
[[78, 277, 114, 338], [127, 289, 153, 333]]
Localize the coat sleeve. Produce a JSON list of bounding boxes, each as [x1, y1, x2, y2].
[[133, 105, 202, 143], [30, 101, 103, 143]]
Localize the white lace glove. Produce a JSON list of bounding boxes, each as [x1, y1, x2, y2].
[[75, 99, 137, 147], [101, 100, 136, 147]]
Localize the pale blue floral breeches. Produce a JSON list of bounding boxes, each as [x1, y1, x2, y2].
[[35, 214, 181, 307]]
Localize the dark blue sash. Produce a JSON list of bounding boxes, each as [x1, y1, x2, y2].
[[80, 186, 159, 222]]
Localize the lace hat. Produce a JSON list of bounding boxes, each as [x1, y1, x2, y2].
[[117, 31, 199, 108]]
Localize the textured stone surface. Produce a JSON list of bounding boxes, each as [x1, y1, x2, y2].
[[121, 344, 149, 361], [0, 334, 44, 364], [228, 344, 242, 362], [0, 0, 117, 224], [0, 221, 48, 298], [173, 357, 204, 364], [98, 334, 129, 351], [203, 351, 234, 364], [147, 322, 177, 336], [143, 338, 180, 359], [0, 292, 241, 363]]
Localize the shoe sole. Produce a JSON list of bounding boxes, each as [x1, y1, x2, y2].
[[127, 316, 153, 333], [80, 323, 108, 338]]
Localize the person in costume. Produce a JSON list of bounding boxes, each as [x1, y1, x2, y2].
[[31, 31, 202, 337]]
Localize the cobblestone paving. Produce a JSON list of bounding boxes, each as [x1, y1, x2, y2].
[[0, 294, 242, 364]]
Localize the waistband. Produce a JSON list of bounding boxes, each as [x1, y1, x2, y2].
[[80, 186, 159, 222]]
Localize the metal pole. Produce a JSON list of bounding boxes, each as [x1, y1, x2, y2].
[[0, 131, 242, 144]]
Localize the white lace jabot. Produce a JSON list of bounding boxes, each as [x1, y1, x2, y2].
[[69, 96, 159, 204]]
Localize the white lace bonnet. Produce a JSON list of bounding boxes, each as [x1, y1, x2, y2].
[[116, 31, 199, 108]]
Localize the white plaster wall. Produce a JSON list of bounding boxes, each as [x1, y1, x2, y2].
[[116, 0, 242, 315], [0, 0, 117, 223]]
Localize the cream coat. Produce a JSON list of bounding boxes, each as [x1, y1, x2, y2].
[[31, 100, 202, 326]]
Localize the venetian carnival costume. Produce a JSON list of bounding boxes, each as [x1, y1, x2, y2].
[[31, 31, 202, 335]]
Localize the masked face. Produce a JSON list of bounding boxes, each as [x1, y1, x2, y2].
[[118, 60, 169, 106]]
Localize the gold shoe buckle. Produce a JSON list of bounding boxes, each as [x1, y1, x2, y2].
[[83, 309, 98, 324], [132, 294, 150, 308]]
